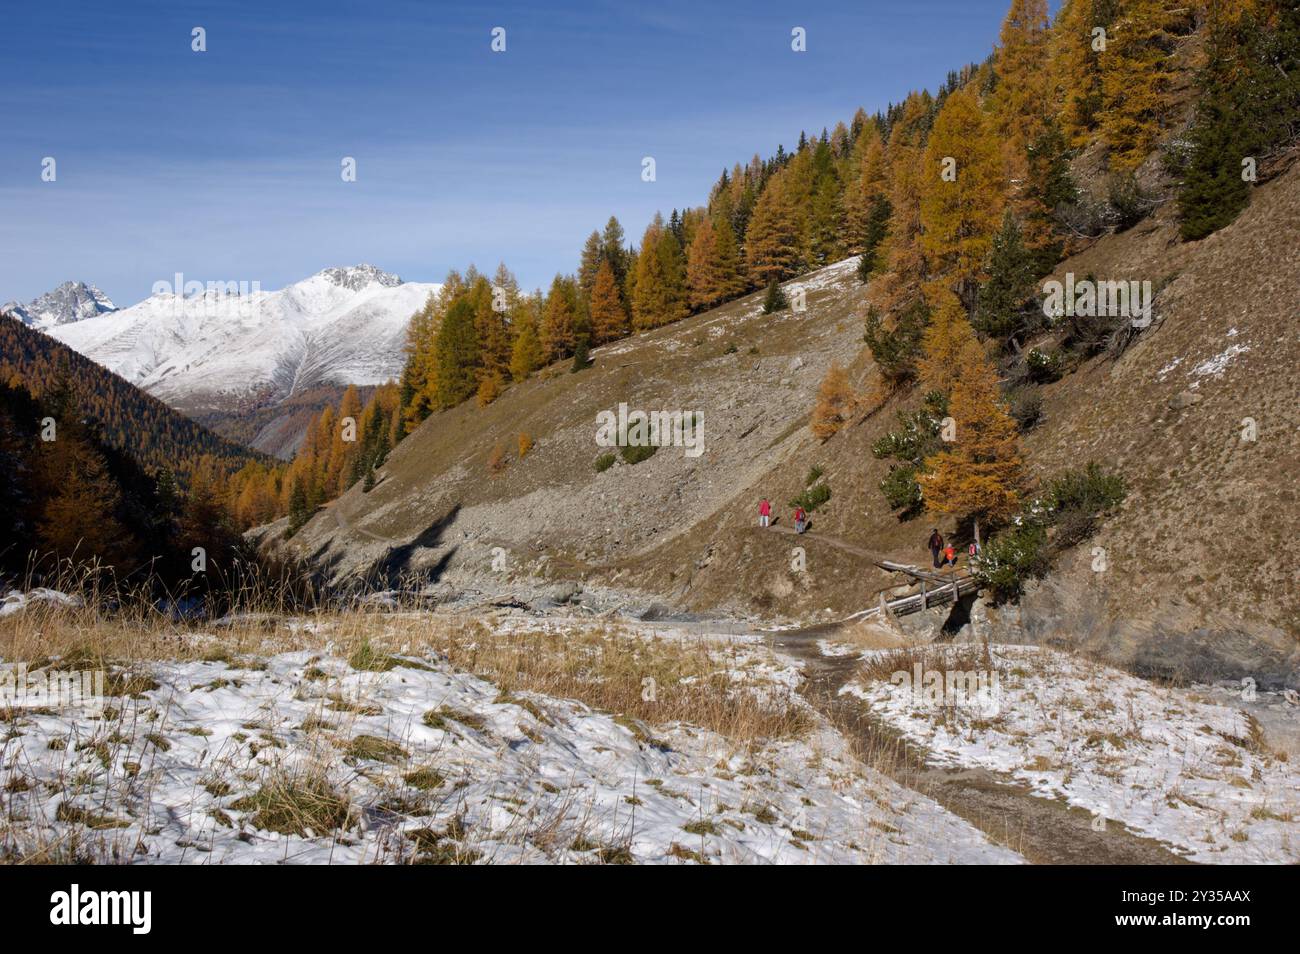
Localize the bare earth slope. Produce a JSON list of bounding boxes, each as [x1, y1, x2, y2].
[[271, 168, 1300, 688], [1006, 160, 1300, 687]]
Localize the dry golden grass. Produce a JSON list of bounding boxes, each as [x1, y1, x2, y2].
[[227, 615, 816, 748], [0, 558, 328, 665], [2, 601, 326, 669], [1, 567, 809, 749], [855, 643, 996, 685], [408, 619, 812, 745]]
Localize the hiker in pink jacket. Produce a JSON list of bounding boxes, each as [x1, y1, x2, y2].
[[758, 498, 772, 528]]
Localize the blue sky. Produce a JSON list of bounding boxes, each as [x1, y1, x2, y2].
[[1, 0, 1019, 305]]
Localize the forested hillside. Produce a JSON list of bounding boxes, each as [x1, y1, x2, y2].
[[221, 382, 404, 533], [0, 315, 265, 481], [0, 316, 279, 582], [0, 377, 238, 584], [391, 0, 1297, 457]]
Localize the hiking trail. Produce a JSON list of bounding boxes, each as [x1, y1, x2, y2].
[[764, 622, 1192, 865]]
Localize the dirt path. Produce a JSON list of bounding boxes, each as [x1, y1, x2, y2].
[[330, 501, 398, 545], [765, 623, 1192, 865], [758, 524, 883, 561]]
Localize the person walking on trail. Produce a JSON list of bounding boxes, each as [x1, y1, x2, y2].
[[759, 498, 772, 528], [794, 505, 807, 534], [943, 543, 957, 568], [928, 529, 944, 568]]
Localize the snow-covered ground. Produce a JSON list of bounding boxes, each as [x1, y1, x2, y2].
[[0, 621, 1019, 864], [838, 644, 1300, 864]]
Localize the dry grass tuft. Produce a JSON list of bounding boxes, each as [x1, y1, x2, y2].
[[344, 734, 409, 764], [856, 643, 996, 685], [228, 769, 352, 837]]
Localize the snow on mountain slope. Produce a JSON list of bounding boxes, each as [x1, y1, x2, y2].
[[2, 281, 117, 330], [49, 266, 439, 414]]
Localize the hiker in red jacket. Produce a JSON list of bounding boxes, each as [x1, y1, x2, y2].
[[943, 544, 957, 568], [759, 498, 772, 528], [794, 506, 807, 534]]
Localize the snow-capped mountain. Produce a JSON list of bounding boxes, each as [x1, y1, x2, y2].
[[2, 281, 118, 330], [50, 265, 439, 416]]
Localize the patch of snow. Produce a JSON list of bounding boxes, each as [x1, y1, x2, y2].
[[841, 645, 1299, 864], [1190, 343, 1250, 379], [1156, 357, 1182, 380], [817, 639, 858, 657], [0, 641, 1019, 864]]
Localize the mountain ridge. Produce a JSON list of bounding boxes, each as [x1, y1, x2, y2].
[[2, 280, 118, 330], [39, 264, 439, 457]]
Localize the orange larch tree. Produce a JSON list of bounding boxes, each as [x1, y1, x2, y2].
[[989, 0, 1057, 258], [589, 259, 628, 344], [878, 92, 932, 311], [917, 288, 982, 394], [920, 335, 1027, 548], [744, 175, 802, 286], [686, 214, 723, 311], [1099, 0, 1186, 172], [920, 84, 1006, 308], [810, 362, 857, 440]]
